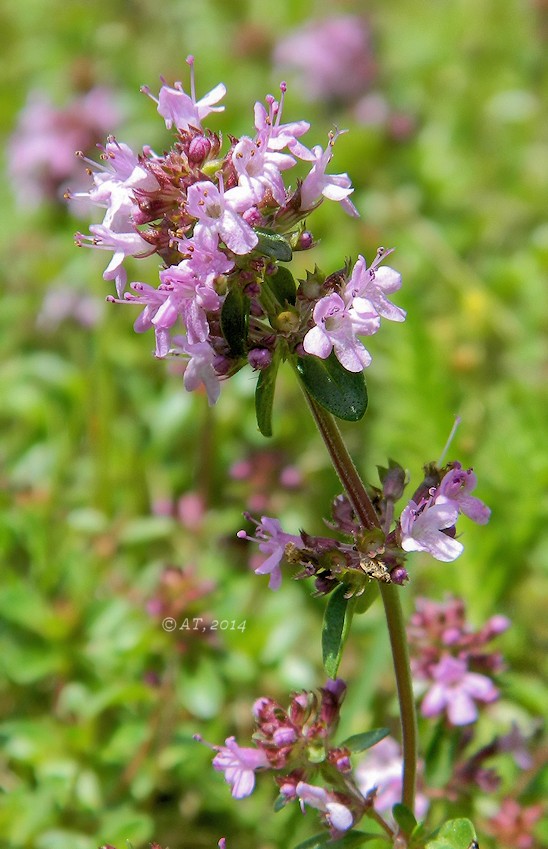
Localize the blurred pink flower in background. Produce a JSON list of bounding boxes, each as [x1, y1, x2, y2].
[[485, 798, 545, 849], [273, 16, 376, 104], [355, 736, 429, 821], [273, 15, 415, 139], [8, 86, 121, 209]]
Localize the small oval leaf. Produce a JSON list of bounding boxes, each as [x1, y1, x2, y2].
[[255, 349, 281, 437], [339, 727, 390, 753], [221, 286, 249, 356], [266, 266, 297, 306], [296, 352, 368, 421], [426, 818, 477, 849], [322, 585, 354, 678], [292, 831, 381, 849], [255, 228, 293, 262], [392, 803, 417, 838]]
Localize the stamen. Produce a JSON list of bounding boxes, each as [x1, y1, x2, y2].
[[186, 54, 196, 102], [276, 81, 287, 127], [140, 84, 159, 106]]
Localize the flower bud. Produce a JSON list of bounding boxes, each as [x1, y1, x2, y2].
[[292, 230, 315, 251], [273, 308, 300, 333], [188, 135, 212, 163], [248, 347, 273, 370], [377, 460, 407, 501]]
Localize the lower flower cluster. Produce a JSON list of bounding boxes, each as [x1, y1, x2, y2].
[[238, 459, 491, 596], [199, 679, 384, 837]]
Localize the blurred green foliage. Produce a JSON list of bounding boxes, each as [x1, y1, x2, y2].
[[0, 0, 547, 847]]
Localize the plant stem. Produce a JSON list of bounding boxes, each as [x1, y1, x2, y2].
[[301, 388, 417, 812]]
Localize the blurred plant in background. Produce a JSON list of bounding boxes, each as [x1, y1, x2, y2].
[[1, 2, 547, 848], [8, 86, 122, 211]]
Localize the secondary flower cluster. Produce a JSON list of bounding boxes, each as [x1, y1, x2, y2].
[[9, 85, 120, 209], [71, 57, 405, 404], [201, 679, 389, 838], [408, 596, 509, 726], [238, 460, 491, 593]]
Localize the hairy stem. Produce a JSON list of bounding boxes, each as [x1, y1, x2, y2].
[[301, 388, 417, 812]]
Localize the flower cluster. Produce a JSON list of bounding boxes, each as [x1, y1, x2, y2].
[[485, 798, 545, 849], [399, 461, 491, 562], [200, 679, 392, 837], [408, 596, 509, 726], [71, 57, 405, 405], [238, 460, 491, 595]]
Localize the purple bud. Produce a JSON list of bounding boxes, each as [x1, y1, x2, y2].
[[273, 726, 298, 746], [378, 461, 407, 501], [390, 566, 409, 585], [213, 354, 233, 375], [295, 230, 314, 251], [484, 615, 511, 637], [188, 135, 212, 163], [324, 678, 347, 701], [248, 348, 273, 370]]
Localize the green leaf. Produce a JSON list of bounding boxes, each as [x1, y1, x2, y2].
[[255, 348, 281, 437], [255, 228, 293, 261], [324, 832, 386, 848], [424, 722, 459, 788], [322, 584, 354, 677], [339, 727, 390, 753], [273, 793, 287, 813], [292, 835, 331, 849], [220, 286, 249, 356], [354, 581, 379, 614], [266, 265, 297, 306], [296, 352, 368, 421], [425, 818, 477, 849], [293, 832, 382, 849], [392, 803, 417, 838]]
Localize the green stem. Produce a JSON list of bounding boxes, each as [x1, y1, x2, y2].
[[301, 388, 417, 813]]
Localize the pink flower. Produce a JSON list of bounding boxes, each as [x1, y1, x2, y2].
[[486, 798, 545, 849], [158, 255, 226, 344], [420, 655, 499, 725], [8, 86, 120, 208], [345, 253, 406, 323], [186, 180, 258, 255], [73, 139, 158, 295], [144, 56, 226, 131], [355, 737, 429, 820], [400, 497, 463, 562], [253, 87, 313, 160], [212, 736, 270, 798], [77, 219, 150, 297], [273, 16, 376, 104], [232, 135, 295, 206], [299, 135, 358, 217], [295, 782, 354, 834], [303, 292, 379, 372], [438, 463, 491, 524], [237, 516, 302, 590], [172, 336, 221, 406]]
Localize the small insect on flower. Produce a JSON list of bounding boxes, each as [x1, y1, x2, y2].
[[468, 841, 479, 849]]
